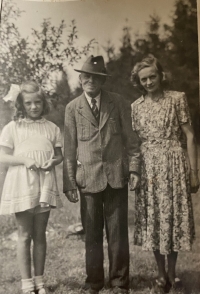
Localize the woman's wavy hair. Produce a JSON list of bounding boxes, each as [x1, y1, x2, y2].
[[130, 54, 169, 93], [14, 80, 50, 121]]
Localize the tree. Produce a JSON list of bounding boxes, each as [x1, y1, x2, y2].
[[0, 0, 29, 84], [103, 0, 199, 135], [0, 0, 95, 128], [0, 0, 95, 92], [104, 23, 140, 102], [28, 19, 95, 86], [163, 0, 199, 134]]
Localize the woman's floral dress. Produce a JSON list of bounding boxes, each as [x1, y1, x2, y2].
[[131, 91, 195, 254]]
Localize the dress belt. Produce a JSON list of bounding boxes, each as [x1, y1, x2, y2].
[[141, 138, 182, 151]]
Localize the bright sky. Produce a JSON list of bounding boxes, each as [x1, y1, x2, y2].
[[9, 0, 177, 88]]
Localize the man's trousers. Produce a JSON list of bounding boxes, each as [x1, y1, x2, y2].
[[80, 184, 129, 290]]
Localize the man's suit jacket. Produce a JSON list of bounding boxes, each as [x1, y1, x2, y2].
[[63, 90, 140, 193]]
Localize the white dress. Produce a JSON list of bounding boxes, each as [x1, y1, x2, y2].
[[0, 118, 62, 215]]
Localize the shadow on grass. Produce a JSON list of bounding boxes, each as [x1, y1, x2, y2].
[[129, 275, 151, 291], [129, 271, 200, 294], [180, 271, 200, 294], [47, 277, 83, 292]]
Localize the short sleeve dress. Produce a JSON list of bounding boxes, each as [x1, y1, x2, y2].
[[131, 91, 195, 255], [0, 117, 63, 215]]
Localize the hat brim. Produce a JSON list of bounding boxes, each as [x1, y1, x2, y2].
[[74, 69, 111, 77]]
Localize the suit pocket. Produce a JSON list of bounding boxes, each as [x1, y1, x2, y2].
[[76, 164, 86, 188], [109, 118, 120, 135], [77, 123, 91, 141]]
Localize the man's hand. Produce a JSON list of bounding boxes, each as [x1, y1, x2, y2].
[[65, 189, 79, 203], [129, 172, 140, 191]]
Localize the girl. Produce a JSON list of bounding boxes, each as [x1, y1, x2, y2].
[[0, 81, 63, 294], [130, 55, 199, 293]]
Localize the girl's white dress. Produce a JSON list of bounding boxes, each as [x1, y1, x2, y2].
[[0, 118, 62, 215]]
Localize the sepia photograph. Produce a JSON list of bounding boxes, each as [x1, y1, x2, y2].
[[0, 0, 199, 293]]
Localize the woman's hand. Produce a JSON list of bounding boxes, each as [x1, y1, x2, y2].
[[23, 157, 40, 171], [190, 169, 199, 194], [41, 159, 55, 171], [181, 123, 199, 194], [129, 172, 140, 191]]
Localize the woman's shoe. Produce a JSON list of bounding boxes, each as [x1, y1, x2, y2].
[[150, 278, 166, 294], [164, 277, 172, 293], [170, 278, 183, 293], [150, 277, 172, 294], [150, 284, 165, 294]]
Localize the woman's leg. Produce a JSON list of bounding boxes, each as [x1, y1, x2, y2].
[[15, 210, 34, 279], [32, 211, 50, 276], [153, 250, 167, 282], [167, 251, 178, 283]]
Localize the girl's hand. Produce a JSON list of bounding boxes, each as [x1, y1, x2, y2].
[[190, 170, 200, 194], [41, 148, 63, 171], [41, 159, 55, 171], [24, 157, 40, 171]]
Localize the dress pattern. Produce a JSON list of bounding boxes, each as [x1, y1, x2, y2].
[[131, 91, 195, 254], [0, 118, 62, 215]]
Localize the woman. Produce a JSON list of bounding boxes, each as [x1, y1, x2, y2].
[[131, 55, 199, 293]]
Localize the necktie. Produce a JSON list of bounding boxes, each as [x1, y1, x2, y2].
[[91, 98, 99, 120]]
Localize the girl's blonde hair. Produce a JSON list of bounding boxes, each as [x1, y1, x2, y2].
[[14, 80, 50, 120]]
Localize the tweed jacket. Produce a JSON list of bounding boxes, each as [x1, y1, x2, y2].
[[63, 90, 140, 193]]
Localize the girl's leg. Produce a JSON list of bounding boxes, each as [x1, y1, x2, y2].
[[167, 251, 178, 283], [15, 211, 34, 279], [153, 250, 167, 281], [32, 211, 50, 276]]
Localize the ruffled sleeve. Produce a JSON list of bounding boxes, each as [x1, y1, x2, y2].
[[0, 122, 14, 149], [175, 92, 192, 125]]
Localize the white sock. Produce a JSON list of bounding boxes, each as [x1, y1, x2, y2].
[[38, 289, 46, 294], [21, 278, 34, 292], [34, 275, 44, 290]]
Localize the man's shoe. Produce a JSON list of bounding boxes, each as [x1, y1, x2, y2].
[[88, 288, 99, 294], [112, 287, 128, 294], [82, 284, 99, 294]]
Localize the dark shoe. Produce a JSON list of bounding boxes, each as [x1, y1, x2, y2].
[[112, 287, 128, 294], [150, 277, 168, 294], [88, 289, 99, 294], [82, 284, 100, 294], [150, 284, 165, 294], [164, 278, 172, 293], [170, 278, 183, 293]]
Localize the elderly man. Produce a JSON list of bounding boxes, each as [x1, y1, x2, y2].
[[63, 55, 140, 294]]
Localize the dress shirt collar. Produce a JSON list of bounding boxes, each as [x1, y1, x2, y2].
[[85, 91, 101, 109]]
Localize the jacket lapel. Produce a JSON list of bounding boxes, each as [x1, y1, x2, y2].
[[99, 90, 115, 130], [77, 93, 98, 127]]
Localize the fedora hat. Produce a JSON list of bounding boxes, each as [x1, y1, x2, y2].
[[74, 55, 110, 76]]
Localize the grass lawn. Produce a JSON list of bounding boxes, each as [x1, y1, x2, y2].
[[0, 162, 200, 294]]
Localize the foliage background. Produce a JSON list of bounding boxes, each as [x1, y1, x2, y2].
[[0, 0, 199, 135]]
